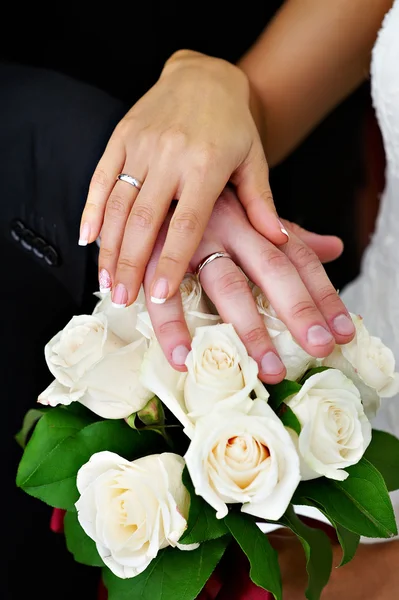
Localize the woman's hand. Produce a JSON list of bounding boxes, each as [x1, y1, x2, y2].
[[142, 187, 355, 383], [79, 50, 287, 307]]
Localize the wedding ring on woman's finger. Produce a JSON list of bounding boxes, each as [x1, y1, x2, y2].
[[117, 173, 143, 190], [195, 251, 233, 278]]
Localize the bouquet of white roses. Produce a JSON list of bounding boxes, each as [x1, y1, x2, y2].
[[16, 274, 399, 600]]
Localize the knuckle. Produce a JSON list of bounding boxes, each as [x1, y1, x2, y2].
[[159, 126, 189, 153], [99, 246, 114, 262], [117, 256, 140, 272], [241, 326, 268, 347], [218, 270, 249, 298], [130, 205, 155, 230], [106, 194, 128, 218], [170, 208, 202, 235], [259, 188, 274, 206], [317, 285, 340, 306], [160, 252, 184, 269], [292, 244, 320, 273], [190, 142, 219, 173], [90, 168, 109, 192], [290, 300, 318, 321], [260, 247, 291, 274], [157, 319, 186, 337]]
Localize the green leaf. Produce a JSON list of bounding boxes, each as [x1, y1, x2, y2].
[[64, 511, 104, 567], [179, 467, 228, 545], [294, 458, 397, 539], [280, 506, 332, 600], [364, 429, 399, 492], [278, 404, 301, 435], [266, 380, 302, 411], [298, 499, 360, 567], [334, 523, 360, 567], [15, 408, 49, 448], [16, 407, 167, 510], [298, 366, 331, 385], [103, 537, 230, 600], [224, 512, 282, 600]]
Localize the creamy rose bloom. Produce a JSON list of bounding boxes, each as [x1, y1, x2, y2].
[[286, 368, 372, 481], [185, 399, 300, 520], [140, 323, 268, 438], [39, 313, 152, 419], [322, 314, 399, 418], [44, 313, 121, 387], [184, 323, 268, 420], [75, 451, 197, 579], [93, 286, 146, 344], [250, 284, 315, 380]]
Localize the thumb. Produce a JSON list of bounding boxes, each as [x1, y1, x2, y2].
[[234, 138, 289, 246], [282, 219, 344, 263]]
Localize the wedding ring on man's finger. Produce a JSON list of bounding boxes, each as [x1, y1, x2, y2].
[[194, 251, 233, 278], [117, 173, 143, 190]]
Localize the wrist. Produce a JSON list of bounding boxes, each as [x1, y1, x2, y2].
[[162, 50, 250, 98]]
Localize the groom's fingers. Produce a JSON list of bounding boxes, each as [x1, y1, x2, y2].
[[280, 219, 344, 264], [194, 243, 286, 384]]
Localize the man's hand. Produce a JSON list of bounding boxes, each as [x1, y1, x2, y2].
[[268, 528, 399, 599]]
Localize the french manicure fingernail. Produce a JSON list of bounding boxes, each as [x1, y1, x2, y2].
[[151, 278, 169, 304], [333, 314, 355, 336], [172, 345, 190, 366], [278, 219, 289, 240], [78, 222, 90, 246], [307, 325, 334, 346], [112, 283, 127, 308], [261, 352, 285, 375], [99, 268, 111, 293]]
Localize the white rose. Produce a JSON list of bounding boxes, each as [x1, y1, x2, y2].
[[75, 451, 198, 579], [322, 314, 399, 418], [184, 399, 301, 521], [93, 286, 146, 344], [184, 323, 268, 420], [251, 284, 315, 380], [139, 323, 268, 438], [39, 313, 153, 419], [44, 313, 122, 387], [286, 368, 372, 481]]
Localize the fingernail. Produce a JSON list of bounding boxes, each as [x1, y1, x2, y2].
[[172, 345, 190, 366], [333, 314, 355, 336], [278, 219, 289, 240], [261, 352, 285, 375], [112, 283, 127, 308], [151, 278, 169, 304], [99, 268, 111, 293], [307, 325, 334, 346], [78, 222, 90, 246]]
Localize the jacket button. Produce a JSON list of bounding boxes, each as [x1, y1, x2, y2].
[[43, 245, 60, 267], [10, 219, 25, 242], [20, 228, 36, 251], [32, 237, 47, 259]]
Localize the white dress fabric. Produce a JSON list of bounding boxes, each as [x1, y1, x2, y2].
[[260, 2, 399, 541], [339, 0, 399, 540]]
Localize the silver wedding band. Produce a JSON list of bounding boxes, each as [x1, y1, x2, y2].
[[195, 251, 233, 278], [117, 173, 143, 190]]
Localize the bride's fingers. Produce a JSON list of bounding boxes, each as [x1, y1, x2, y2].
[[79, 137, 126, 245], [143, 219, 192, 372], [195, 246, 286, 384], [112, 167, 177, 306]]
